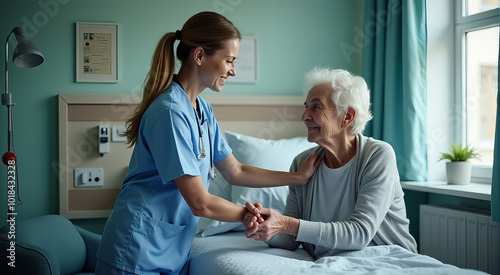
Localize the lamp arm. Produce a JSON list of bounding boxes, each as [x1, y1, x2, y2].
[[3, 29, 16, 159], [4, 29, 15, 96], [5, 33, 8, 96]]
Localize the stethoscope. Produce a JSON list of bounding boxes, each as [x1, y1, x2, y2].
[[173, 75, 215, 180], [193, 104, 215, 180]]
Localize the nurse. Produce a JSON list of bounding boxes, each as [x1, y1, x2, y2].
[[95, 11, 321, 275]]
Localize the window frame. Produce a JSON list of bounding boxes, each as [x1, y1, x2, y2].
[[454, 2, 499, 183]]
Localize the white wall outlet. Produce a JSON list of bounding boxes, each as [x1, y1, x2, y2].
[[112, 126, 127, 142], [74, 168, 104, 188]]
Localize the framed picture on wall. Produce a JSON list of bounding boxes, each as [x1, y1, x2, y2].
[[76, 22, 118, 83], [228, 36, 257, 83]]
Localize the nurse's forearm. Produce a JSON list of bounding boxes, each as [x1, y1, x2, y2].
[[175, 174, 248, 222], [197, 194, 248, 222], [229, 164, 304, 187], [216, 152, 320, 188]]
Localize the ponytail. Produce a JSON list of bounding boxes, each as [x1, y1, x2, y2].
[[125, 11, 240, 146], [124, 32, 176, 146]]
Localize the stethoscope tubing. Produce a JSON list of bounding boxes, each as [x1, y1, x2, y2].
[[194, 105, 214, 180], [172, 76, 215, 179]]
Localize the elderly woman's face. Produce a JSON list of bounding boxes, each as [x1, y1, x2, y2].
[[302, 84, 343, 144]]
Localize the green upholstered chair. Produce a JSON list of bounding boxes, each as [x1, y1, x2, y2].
[[0, 214, 101, 275]]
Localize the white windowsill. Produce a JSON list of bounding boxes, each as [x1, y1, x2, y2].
[[400, 181, 491, 201]]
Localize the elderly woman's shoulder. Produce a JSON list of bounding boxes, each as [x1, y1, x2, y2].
[[291, 146, 321, 166], [363, 136, 396, 157]]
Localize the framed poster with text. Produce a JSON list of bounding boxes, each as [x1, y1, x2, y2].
[[76, 22, 118, 83], [228, 36, 257, 83]]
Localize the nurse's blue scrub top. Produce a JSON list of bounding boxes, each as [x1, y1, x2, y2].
[[97, 81, 232, 275]]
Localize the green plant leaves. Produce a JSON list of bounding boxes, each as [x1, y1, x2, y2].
[[438, 143, 480, 162]]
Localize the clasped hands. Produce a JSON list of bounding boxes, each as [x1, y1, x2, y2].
[[243, 201, 284, 242], [241, 154, 318, 241]]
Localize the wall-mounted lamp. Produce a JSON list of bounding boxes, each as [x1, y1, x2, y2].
[[2, 27, 44, 166]]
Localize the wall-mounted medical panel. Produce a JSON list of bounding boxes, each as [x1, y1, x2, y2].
[[58, 93, 306, 219], [59, 94, 137, 219]]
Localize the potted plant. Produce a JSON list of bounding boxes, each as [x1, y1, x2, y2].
[[438, 143, 480, 185]]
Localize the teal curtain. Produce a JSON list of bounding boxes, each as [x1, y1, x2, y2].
[[491, 26, 500, 222], [361, 0, 428, 181]]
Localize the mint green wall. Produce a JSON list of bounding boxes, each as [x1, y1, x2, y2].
[[0, 0, 363, 231]]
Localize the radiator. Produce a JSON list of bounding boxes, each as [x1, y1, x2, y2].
[[420, 204, 499, 274]]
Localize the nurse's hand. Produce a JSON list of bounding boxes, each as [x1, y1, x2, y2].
[[244, 201, 299, 241], [296, 152, 321, 185], [243, 202, 265, 230], [244, 207, 281, 241]]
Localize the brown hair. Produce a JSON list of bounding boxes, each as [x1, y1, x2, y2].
[[124, 11, 241, 146]]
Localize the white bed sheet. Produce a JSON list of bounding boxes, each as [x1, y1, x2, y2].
[[190, 232, 487, 275]]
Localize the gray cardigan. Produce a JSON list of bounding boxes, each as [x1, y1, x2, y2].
[[266, 134, 418, 259]]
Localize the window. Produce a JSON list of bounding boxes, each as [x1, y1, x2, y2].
[[456, 1, 499, 182], [466, 27, 498, 167], [466, 0, 500, 16]]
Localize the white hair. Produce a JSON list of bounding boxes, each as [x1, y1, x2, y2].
[[303, 67, 373, 135]]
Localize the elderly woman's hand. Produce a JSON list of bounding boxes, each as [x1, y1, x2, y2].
[[243, 202, 265, 231], [244, 207, 288, 241], [244, 201, 300, 241], [296, 152, 322, 185]]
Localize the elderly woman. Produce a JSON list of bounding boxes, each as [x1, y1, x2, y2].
[[244, 68, 418, 259]]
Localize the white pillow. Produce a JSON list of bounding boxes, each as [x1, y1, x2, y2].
[[199, 131, 316, 237]]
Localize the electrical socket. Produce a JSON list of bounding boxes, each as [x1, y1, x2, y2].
[[74, 168, 104, 188]]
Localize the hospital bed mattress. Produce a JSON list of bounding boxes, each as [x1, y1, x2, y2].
[[190, 231, 487, 275]]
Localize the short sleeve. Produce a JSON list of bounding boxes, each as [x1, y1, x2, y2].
[[212, 118, 231, 163], [145, 109, 200, 183], [201, 99, 231, 163]]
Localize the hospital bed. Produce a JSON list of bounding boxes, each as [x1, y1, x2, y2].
[[190, 232, 487, 274], [190, 130, 488, 275]]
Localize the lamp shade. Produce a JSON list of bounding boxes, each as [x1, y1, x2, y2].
[[11, 27, 44, 68]]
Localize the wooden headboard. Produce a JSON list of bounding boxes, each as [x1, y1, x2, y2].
[[58, 93, 306, 219]]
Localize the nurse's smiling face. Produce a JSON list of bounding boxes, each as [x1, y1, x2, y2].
[[200, 38, 239, 92]]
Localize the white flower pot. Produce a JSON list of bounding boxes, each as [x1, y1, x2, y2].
[[445, 161, 472, 185]]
